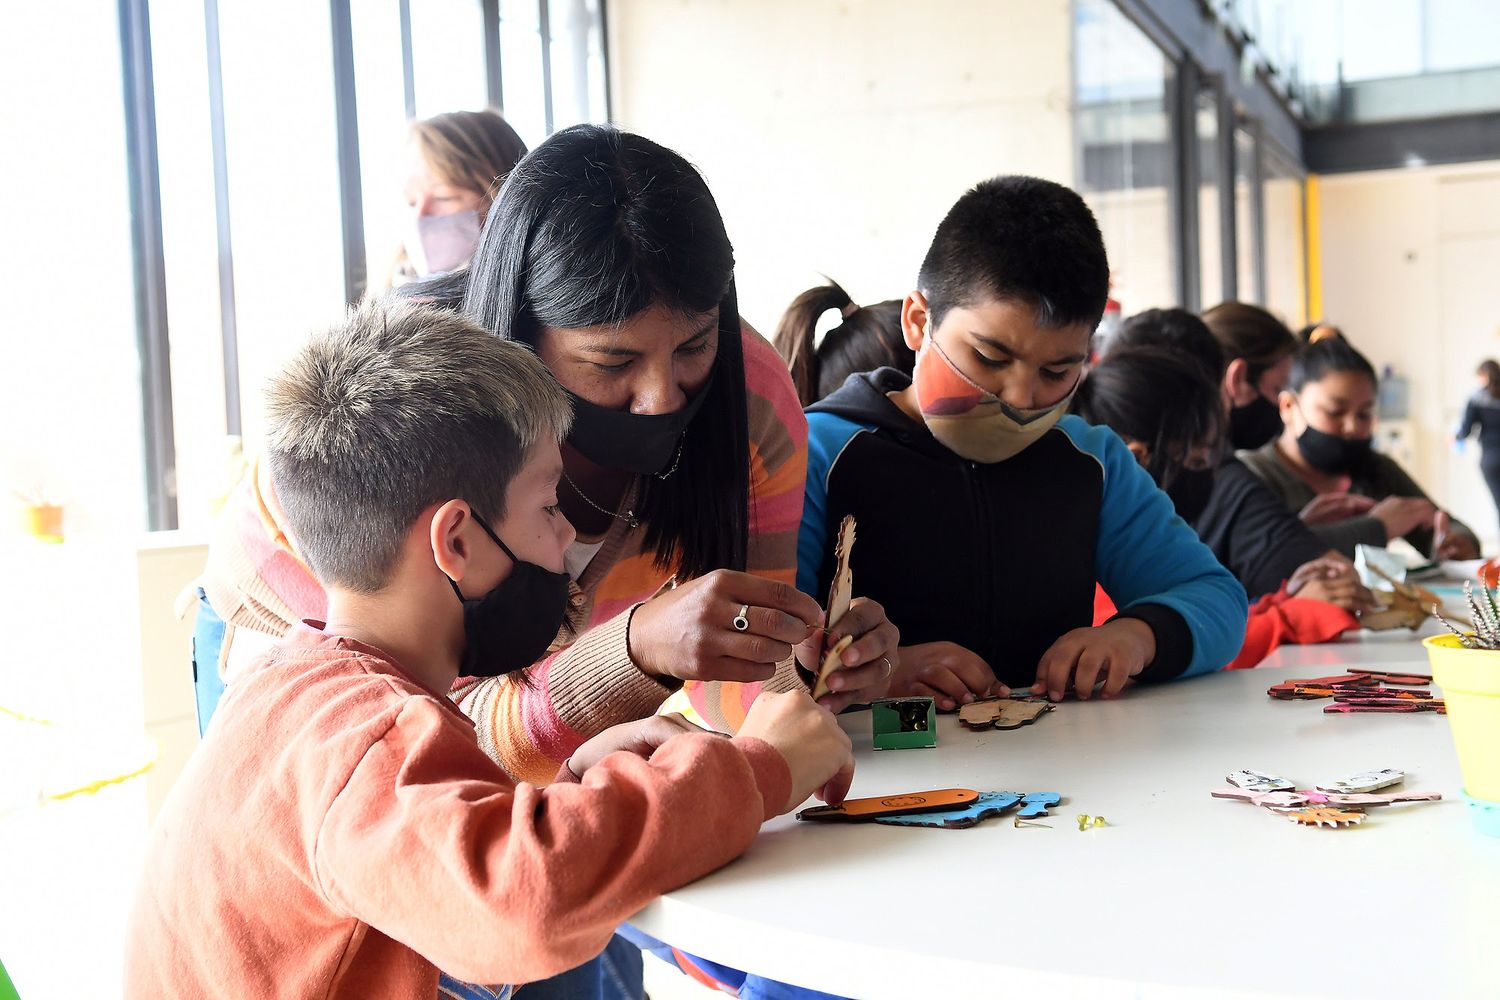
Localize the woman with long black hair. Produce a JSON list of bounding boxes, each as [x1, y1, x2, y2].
[[447, 125, 897, 784]]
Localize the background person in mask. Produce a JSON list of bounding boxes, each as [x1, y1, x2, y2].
[[1237, 336, 1480, 560], [1074, 348, 1373, 621], [381, 109, 528, 290], [799, 175, 1246, 710], [1202, 301, 1299, 452], [1104, 308, 1356, 602]]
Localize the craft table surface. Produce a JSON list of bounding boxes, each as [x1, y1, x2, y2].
[[628, 637, 1498, 999]]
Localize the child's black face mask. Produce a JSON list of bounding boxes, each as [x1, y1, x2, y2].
[[446, 511, 570, 678]]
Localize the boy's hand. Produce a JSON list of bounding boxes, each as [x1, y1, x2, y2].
[[801, 596, 901, 714], [565, 714, 709, 778], [628, 570, 824, 684], [1031, 619, 1156, 702], [736, 691, 854, 813], [889, 641, 1006, 712]]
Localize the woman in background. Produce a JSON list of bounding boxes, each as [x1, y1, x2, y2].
[[384, 108, 528, 288], [1239, 336, 1480, 560], [1456, 358, 1500, 542], [772, 280, 910, 405], [1202, 301, 1300, 451]]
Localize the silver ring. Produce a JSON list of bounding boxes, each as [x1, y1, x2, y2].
[[732, 604, 751, 632], [881, 656, 894, 679]]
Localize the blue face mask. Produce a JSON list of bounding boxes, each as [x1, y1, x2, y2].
[[445, 511, 570, 677]]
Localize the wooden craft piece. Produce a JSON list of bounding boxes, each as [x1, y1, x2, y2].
[[797, 787, 978, 823], [873, 791, 1022, 829], [1324, 701, 1445, 714], [957, 697, 1054, 731], [1320, 791, 1442, 808], [1268, 674, 1377, 700], [1315, 769, 1404, 794], [1226, 770, 1294, 793], [811, 516, 856, 701], [1211, 788, 1315, 810], [1349, 668, 1432, 686], [871, 697, 937, 751], [1016, 792, 1061, 819], [1287, 807, 1367, 828]]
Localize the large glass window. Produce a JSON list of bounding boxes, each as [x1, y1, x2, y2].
[[1196, 84, 1224, 309], [1262, 143, 1307, 329], [1073, 0, 1175, 318], [1, 5, 144, 542], [500, 0, 549, 146], [1235, 125, 1260, 304]]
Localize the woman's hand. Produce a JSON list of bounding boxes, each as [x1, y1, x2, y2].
[[627, 570, 822, 684], [1369, 496, 1437, 540], [804, 597, 901, 714]]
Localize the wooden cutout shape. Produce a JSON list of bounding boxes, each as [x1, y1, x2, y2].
[[957, 697, 1054, 731], [797, 787, 978, 823], [1016, 792, 1061, 819], [1324, 701, 1445, 714], [1211, 788, 1314, 810], [1321, 791, 1441, 808], [1349, 668, 1432, 685], [1288, 807, 1366, 828], [811, 516, 856, 700], [1226, 769, 1294, 793], [873, 791, 1022, 829], [1316, 769, 1404, 794]]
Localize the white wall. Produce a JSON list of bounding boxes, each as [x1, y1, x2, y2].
[[1317, 160, 1500, 550], [606, 0, 1075, 330]]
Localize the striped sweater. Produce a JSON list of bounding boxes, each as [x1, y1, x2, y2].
[[201, 328, 810, 784]]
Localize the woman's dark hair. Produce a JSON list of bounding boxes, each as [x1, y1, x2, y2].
[[1073, 348, 1222, 488], [1297, 322, 1346, 346], [458, 123, 748, 578], [1201, 301, 1298, 385], [1478, 359, 1500, 399], [1288, 335, 1378, 393], [1107, 308, 1226, 383], [772, 281, 909, 405]]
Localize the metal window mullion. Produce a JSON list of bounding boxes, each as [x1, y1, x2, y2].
[[399, 0, 416, 118], [203, 0, 241, 437], [329, 0, 366, 305], [482, 0, 503, 110], [1249, 120, 1267, 305], [1168, 58, 1201, 311], [118, 0, 179, 531], [1217, 88, 1238, 304], [538, 0, 554, 133], [598, 0, 612, 120]]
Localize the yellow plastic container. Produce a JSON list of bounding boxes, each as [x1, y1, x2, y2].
[[22, 503, 64, 542], [1424, 634, 1500, 835]]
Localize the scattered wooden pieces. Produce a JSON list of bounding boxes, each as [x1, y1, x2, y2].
[[957, 697, 1054, 731]]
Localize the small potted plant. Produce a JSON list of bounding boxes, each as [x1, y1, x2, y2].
[[1429, 580, 1500, 835], [12, 485, 64, 543]]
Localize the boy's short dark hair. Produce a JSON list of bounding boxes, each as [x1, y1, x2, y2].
[[1109, 308, 1227, 382], [267, 299, 572, 593], [917, 175, 1109, 331]]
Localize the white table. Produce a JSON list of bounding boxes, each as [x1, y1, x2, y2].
[[629, 641, 1499, 999]]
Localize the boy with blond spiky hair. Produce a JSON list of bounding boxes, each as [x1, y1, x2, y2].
[[126, 299, 852, 999]]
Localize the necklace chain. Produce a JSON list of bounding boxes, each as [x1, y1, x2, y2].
[[563, 471, 639, 529]]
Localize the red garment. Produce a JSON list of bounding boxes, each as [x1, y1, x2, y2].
[[126, 624, 790, 998], [1093, 585, 1355, 670]]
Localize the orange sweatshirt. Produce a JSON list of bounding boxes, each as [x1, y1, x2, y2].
[[125, 624, 790, 998]]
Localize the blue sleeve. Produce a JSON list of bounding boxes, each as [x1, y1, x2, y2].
[[1458, 399, 1478, 440], [797, 412, 868, 599], [1061, 417, 1249, 680]]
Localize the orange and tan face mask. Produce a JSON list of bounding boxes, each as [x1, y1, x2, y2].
[[912, 336, 1080, 464]]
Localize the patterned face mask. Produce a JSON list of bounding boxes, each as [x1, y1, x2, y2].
[[911, 333, 1080, 463]]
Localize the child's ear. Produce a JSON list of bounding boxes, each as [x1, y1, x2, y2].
[[1277, 389, 1299, 427], [430, 499, 473, 582], [901, 292, 929, 353], [1224, 358, 1255, 406], [1124, 440, 1151, 469]]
